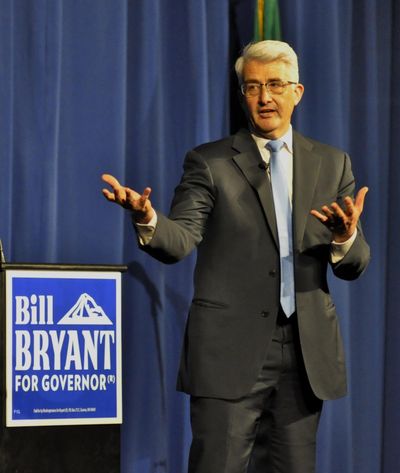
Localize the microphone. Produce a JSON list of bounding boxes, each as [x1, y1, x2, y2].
[[258, 161, 269, 172]]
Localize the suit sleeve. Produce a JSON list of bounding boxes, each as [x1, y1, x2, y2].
[[138, 150, 215, 264], [330, 153, 370, 280]]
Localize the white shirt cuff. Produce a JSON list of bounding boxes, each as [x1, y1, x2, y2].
[[331, 229, 357, 263], [134, 212, 157, 245]]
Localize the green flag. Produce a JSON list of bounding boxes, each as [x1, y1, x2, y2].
[[254, 0, 282, 41]]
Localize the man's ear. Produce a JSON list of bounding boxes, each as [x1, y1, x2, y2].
[[293, 83, 304, 106]]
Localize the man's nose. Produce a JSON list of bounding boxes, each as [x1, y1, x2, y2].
[[258, 84, 272, 103]]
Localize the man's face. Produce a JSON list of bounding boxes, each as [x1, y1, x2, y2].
[[241, 60, 304, 139]]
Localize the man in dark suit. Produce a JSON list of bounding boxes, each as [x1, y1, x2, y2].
[[102, 41, 369, 473]]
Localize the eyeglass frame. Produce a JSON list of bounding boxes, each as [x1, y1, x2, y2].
[[240, 80, 298, 97]]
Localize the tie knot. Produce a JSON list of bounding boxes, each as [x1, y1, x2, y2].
[[266, 140, 284, 154]]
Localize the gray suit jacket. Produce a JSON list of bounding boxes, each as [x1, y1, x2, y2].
[[141, 128, 370, 401]]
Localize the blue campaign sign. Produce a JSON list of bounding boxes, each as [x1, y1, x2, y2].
[[5, 270, 122, 426]]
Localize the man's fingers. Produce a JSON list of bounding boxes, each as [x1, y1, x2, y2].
[[354, 186, 369, 213], [320, 205, 337, 220], [102, 173, 122, 189], [101, 175, 153, 216], [342, 196, 355, 216], [115, 186, 128, 204], [142, 187, 152, 199], [341, 187, 369, 216], [125, 187, 151, 209], [138, 187, 152, 207], [310, 209, 328, 222], [102, 173, 127, 204], [330, 202, 346, 219], [311, 205, 345, 232], [310, 186, 368, 237], [102, 188, 116, 202]]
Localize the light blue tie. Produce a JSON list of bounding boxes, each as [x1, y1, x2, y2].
[[267, 140, 295, 317]]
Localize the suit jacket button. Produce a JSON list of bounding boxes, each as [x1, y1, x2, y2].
[[269, 269, 277, 277], [261, 311, 269, 318]]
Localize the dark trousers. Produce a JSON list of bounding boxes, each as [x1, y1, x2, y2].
[[188, 312, 323, 473]]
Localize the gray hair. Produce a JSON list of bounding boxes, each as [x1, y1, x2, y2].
[[235, 40, 300, 83]]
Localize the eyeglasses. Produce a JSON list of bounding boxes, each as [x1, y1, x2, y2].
[[240, 80, 297, 97]]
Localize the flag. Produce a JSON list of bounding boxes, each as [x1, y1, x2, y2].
[[254, 0, 282, 41]]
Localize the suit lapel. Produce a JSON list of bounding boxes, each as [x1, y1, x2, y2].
[[232, 130, 279, 248], [230, 129, 322, 251], [293, 131, 321, 250]]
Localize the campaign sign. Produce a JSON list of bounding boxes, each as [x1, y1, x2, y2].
[[5, 270, 122, 426]]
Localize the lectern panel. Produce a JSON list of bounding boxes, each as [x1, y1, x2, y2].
[[5, 269, 122, 427]]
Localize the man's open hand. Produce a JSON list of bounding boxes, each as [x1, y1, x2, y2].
[[102, 174, 154, 224], [310, 187, 368, 243]]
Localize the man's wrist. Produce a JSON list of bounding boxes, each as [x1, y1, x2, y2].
[[134, 211, 157, 246], [133, 209, 155, 225], [332, 229, 356, 244]]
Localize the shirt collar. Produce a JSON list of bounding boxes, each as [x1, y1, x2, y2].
[[251, 126, 293, 154]]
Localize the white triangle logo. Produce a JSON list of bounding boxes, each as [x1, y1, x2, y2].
[[58, 293, 113, 325]]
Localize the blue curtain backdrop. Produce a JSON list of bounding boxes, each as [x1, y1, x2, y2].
[[0, 1, 399, 473]]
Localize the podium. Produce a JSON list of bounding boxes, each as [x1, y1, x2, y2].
[[0, 262, 126, 473]]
